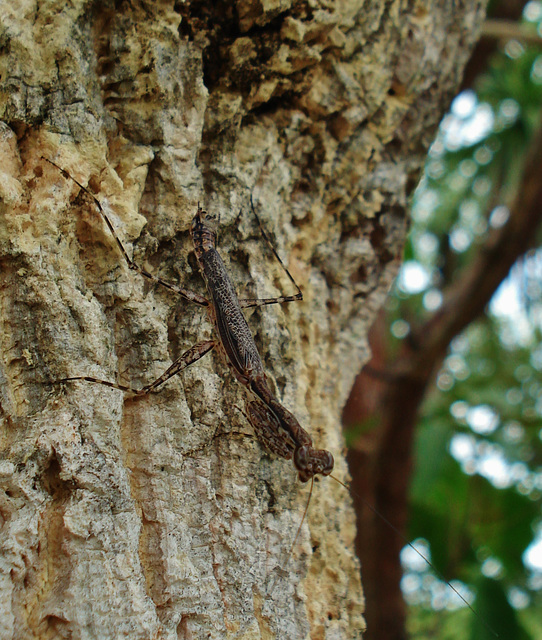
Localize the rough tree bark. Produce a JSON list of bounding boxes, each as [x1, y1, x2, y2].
[[0, 2, 486, 639]]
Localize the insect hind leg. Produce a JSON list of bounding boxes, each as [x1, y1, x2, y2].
[[238, 195, 303, 310], [59, 339, 216, 395], [42, 157, 209, 307]]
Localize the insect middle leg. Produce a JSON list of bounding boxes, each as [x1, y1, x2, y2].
[[61, 339, 216, 395], [238, 292, 302, 309]]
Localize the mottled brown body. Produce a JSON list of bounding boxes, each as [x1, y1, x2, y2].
[[191, 208, 334, 482], [192, 212, 266, 386]]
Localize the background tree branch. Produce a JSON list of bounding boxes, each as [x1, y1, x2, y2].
[[344, 101, 542, 640]]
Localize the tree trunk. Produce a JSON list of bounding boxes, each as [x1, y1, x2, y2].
[[0, 1, 486, 639]]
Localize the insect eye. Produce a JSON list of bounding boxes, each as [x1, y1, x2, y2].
[[321, 451, 334, 475], [294, 445, 309, 470]]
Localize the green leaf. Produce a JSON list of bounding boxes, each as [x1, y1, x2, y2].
[[468, 578, 532, 640]]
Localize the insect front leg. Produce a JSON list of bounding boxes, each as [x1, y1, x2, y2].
[[294, 445, 334, 483], [245, 399, 296, 460], [245, 396, 334, 482]]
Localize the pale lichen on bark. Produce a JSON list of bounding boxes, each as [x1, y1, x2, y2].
[[0, 1, 486, 639]]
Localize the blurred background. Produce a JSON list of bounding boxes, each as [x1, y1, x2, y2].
[[342, 1, 542, 638]]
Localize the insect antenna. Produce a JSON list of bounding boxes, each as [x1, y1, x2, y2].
[[285, 475, 314, 566], [267, 475, 315, 597], [327, 474, 499, 638]]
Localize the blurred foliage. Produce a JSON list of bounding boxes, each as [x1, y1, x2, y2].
[[393, 3, 542, 638]]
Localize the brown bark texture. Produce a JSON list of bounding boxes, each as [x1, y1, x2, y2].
[[0, 1, 486, 639]]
